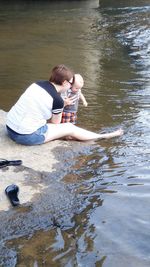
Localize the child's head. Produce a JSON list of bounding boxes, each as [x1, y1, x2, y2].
[[71, 74, 84, 92]]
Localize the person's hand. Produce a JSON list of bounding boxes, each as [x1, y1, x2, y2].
[[64, 95, 77, 106], [83, 101, 88, 107]]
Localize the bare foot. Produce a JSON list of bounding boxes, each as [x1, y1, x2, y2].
[[114, 128, 124, 137], [98, 128, 124, 139]]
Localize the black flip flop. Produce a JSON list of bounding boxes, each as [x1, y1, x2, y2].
[[0, 159, 22, 169], [5, 184, 20, 206]]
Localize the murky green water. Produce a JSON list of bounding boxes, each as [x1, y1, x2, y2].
[[0, 0, 150, 266]]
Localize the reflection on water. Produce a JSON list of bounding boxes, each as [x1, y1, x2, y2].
[[0, 0, 150, 266]]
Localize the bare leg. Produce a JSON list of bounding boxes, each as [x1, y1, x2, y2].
[[44, 123, 123, 143]]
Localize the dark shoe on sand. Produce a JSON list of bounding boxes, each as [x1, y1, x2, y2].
[[0, 159, 22, 169], [5, 184, 20, 206]]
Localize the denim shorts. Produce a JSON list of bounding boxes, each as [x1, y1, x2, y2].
[[6, 125, 48, 145]]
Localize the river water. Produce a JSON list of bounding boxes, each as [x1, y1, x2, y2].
[[0, 0, 150, 266]]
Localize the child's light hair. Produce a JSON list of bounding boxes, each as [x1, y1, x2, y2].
[[74, 74, 84, 89]]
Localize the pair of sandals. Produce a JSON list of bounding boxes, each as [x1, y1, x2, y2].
[[0, 159, 22, 206]]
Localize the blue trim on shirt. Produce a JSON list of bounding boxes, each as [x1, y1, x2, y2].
[[36, 81, 64, 114]]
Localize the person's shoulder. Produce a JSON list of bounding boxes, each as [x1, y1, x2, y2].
[[36, 80, 50, 88], [24, 82, 38, 93]]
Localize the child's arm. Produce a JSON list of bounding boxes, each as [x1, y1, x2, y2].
[[79, 92, 88, 107]]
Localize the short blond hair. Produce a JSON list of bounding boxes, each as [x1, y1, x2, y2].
[[73, 74, 84, 88]]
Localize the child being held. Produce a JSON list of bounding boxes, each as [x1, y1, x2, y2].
[[61, 74, 88, 124]]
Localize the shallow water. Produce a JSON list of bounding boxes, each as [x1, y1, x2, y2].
[[0, 0, 150, 266]]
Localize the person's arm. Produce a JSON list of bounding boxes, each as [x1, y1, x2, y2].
[[49, 113, 62, 124], [49, 94, 64, 124], [80, 92, 88, 107]]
